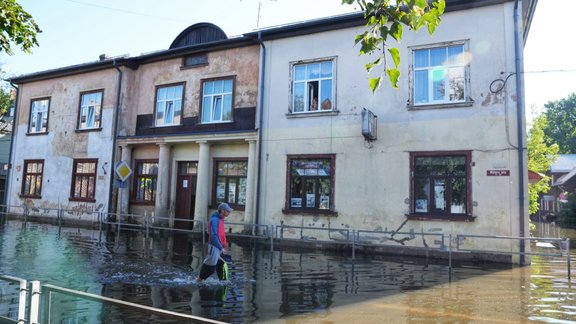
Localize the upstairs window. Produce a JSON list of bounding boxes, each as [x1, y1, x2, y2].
[[21, 160, 44, 198], [70, 159, 97, 201], [28, 98, 49, 134], [291, 60, 334, 113], [201, 78, 233, 123], [78, 90, 103, 130], [155, 83, 183, 126], [412, 43, 468, 106]]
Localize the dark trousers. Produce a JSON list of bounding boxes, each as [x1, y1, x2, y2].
[[199, 258, 226, 280]]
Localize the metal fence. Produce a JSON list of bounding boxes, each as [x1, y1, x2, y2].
[[0, 275, 225, 324], [0, 205, 573, 322], [0, 204, 572, 275]]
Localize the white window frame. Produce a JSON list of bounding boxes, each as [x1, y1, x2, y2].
[[28, 98, 50, 134], [78, 90, 103, 130], [201, 78, 234, 123], [290, 57, 336, 114], [155, 83, 184, 127], [410, 41, 470, 107]]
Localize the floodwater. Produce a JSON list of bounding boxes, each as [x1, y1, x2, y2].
[[0, 219, 574, 323]]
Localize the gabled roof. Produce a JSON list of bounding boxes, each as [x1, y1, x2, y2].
[[553, 167, 576, 188]]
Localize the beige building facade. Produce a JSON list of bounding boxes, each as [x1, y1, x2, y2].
[[6, 0, 537, 262]]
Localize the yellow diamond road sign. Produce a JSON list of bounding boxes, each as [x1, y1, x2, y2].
[[115, 161, 132, 181]]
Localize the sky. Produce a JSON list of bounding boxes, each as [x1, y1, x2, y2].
[[0, 0, 574, 123]]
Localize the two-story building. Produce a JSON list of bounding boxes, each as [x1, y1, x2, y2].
[[7, 23, 260, 227], [250, 0, 536, 261], [6, 0, 537, 262]]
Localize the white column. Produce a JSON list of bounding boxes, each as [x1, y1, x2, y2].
[[194, 141, 211, 221], [154, 143, 171, 222], [118, 144, 132, 216], [245, 139, 257, 225]]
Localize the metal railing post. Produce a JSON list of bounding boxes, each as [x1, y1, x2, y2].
[[17, 278, 27, 324], [270, 225, 274, 252], [352, 230, 356, 260], [449, 234, 453, 271], [567, 238, 571, 280], [29, 281, 41, 324]]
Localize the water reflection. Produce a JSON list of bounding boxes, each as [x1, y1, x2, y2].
[[0, 220, 574, 323]]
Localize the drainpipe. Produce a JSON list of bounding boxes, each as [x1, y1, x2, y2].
[[107, 60, 123, 215], [4, 82, 19, 210], [514, 0, 527, 265], [255, 32, 266, 232]]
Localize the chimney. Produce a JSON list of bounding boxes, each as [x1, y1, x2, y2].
[[99, 54, 109, 62]]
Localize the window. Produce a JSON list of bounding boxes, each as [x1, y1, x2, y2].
[[70, 159, 97, 201], [291, 60, 334, 113], [287, 155, 334, 212], [412, 43, 468, 105], [155, 84, 183, 126], [21, 160, 44, 198], [411, 152, 471, 218], [28, 98, 49, 133], [78, 90, 103, 130], [183, 54, 208, 67], [132, 160, 158, 203], [201, 78, 233, 123], [214, 160, 247, 207]]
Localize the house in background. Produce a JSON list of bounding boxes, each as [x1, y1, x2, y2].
[[5, 0, 538, 263], [538, 154, 576, 220]]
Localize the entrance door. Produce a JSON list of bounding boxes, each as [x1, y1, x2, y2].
[[175, 162, 198, 230]]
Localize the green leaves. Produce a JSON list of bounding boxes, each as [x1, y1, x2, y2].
[[527, 115, 559, 215], [369, 77, 381, 92], [344, 0, 445, 92], [0, 0, 41, 55]]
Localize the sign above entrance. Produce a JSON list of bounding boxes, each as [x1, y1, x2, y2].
[[115, 160, 133, 181]]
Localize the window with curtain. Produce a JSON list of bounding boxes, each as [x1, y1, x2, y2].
[[201, 78, 233, 123], [28, 98, 50, 134], [78, 90, 103, 130], [291, 60, 334, 113], [21, 160, 44, 197], [70, 159, 97, 201], [155, 84, 183, 126]]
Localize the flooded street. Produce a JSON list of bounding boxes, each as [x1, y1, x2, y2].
[[0, 219, 574, 323]]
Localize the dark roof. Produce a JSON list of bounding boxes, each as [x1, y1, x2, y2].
[[9, 0, 536, 84], [169, 23, 228, 49]]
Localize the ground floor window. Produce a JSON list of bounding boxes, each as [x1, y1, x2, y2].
[[411, 151, 471, 218], [21, 160, 44, 198], [287, 155, 334, 212], [70, 159, 98, 201], [214, 160, 247, 208], [132, 160, 158, 204]]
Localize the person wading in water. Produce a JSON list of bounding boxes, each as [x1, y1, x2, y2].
[[196, 203, 232, 282]]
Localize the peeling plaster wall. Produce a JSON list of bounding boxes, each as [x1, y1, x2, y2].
[[9, 69, 117, 212], [119, 45, 260, 137], [259, 3, 525, 252]]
